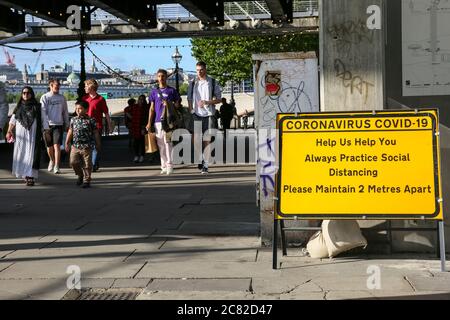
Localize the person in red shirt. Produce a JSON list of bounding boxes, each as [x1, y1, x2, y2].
[[82, 78, 112, 172], [128, 96, 147, 163]]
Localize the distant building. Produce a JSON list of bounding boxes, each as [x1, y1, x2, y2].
[[67, 72, 80, 86]]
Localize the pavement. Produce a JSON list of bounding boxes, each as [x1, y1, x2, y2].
[[0, 138, 449, 300]]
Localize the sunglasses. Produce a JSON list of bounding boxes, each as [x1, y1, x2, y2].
[[22, 91, 31, 95]]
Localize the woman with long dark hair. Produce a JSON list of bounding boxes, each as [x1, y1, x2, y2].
[[5, 86, 48, 186]]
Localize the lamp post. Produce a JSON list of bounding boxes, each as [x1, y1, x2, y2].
[[171, 46, 182, 94], [77, 32, 86, 99]]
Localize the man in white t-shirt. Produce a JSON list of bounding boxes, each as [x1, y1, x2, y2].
[[187, 61, 222, 174], [40, 79, 69, 174]]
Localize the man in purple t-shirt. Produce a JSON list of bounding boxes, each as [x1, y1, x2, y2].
[[146, 69, 180, 175]]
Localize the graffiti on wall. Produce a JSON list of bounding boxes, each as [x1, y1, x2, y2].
[[259, 79, 315, 128], [327, 19, 375, 53], [334, 58, 374, 104], [258, 134, 276, 198]]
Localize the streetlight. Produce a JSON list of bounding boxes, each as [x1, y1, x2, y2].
[[171, 46, 182, 94]]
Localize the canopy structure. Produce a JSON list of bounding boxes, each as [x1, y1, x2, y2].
[[0, 1, 318, 42]]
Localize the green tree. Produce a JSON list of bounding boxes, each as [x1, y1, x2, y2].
[[190, 34, 318, 86], [63, 92, 78, 101], [179, 83, 189, 96]]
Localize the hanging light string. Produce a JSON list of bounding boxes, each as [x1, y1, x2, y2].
[[88, 41, 192, 49], [85, 45, 175, 86], [0, 43, 80, 52]]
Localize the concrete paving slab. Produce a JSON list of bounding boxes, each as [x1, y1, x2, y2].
[[377, 291, 450, 300], [0, 279, 70, 300], [0, 261, 146, 280], [3, 247, 135, 263], [311, 276, 414, 292], [112, 278, 152, 289], [135, 261, 281, 279], [280, 292, 326, 300], [248, 293, 281, 300], [127, 248, 258, 263], [0, 262, 14, 273], [407, 274, 450, 292], [0, 236, 57, 252], [324, 291, 377, 300], [39, 233, 158, 241], [146, 278, 252, 292], [0, 220, 77, 233], [137, 290, 252, 300], [251, 278, 322, 295], [70, 221, 160, 236], [199, 197, 255, 205], [159, 236, 261, 249], [183, 208, 260, 223], [163, 221, 260, 236], [80, 278, 115, 289], [0, 250, 14, 259], [118, 194, 194, 202]]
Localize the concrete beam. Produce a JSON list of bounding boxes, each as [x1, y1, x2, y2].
[[0, 4, 25, 33], [0, 17, 318, 42], [0, 0, 78, 27], [84, 0, 157, 29], [178, 0, 224, 26], [265, 0, 293, 23]]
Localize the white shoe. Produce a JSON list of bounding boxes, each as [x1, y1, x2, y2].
[[160, 168, 167, 174], [53, 165, 60, 174], [48, 161, 54, 172], [166, 168, 173, 175], [138, 156, 144, 163], [133, 156, 139, 163]]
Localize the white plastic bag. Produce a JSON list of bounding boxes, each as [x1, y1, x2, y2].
[[306, 220, 367, 258]]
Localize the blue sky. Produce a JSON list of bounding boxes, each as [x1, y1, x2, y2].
[[6, 38, 197, 75]]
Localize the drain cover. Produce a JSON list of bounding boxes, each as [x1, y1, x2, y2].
[[68, 289, 141, 300]]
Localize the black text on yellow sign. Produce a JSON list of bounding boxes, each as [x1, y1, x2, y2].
[[276, 110, 443, 220]]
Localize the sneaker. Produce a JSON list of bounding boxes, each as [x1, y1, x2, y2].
[[53, 165, 60, 174], [160, 168, 167, 174], [48, 161, 54, 172], [201, 167, 209, 175], [76, 176, 83, 186], [133, 156, 139, 163], [138, 156, 144, 163], [166, 168, 174, 175], [197, 161, 204, 171]]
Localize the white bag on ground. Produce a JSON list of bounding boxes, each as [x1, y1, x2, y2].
[[306, 220, 367, 258], [306, 230, 329, 259], [323, 220, 367, 258]]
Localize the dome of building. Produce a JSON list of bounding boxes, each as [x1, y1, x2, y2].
[[67, 72, 80, 86]]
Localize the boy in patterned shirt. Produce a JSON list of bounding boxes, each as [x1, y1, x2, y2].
[[65, 100, 101, 188]]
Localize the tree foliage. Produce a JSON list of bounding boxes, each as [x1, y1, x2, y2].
[[190, 34, 318, 85]]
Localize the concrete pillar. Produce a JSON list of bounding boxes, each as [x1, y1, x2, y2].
[[253, 52, 320, 246], [320, 0, 385, 112]]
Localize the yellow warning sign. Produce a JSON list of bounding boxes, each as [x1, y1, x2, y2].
[[276, 110, 443, 220]]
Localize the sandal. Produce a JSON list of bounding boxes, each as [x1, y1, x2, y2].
[[26, 177, 35, 186]]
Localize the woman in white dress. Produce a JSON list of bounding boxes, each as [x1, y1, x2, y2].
[[5, 86, 48, 186]]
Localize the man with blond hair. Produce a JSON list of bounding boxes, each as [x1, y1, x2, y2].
[[82, 78, 112, 171]]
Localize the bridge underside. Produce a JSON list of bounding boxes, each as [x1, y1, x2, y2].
[[0, 0, 318, 42]]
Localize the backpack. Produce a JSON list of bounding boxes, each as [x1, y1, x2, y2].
[[157, 88, 184, 133]]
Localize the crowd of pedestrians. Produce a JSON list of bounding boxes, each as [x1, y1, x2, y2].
[[1, 61, 239, 187]]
